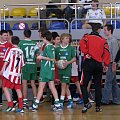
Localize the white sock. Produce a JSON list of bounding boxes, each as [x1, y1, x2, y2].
[[60, 96, 65, 101], [67, 95, 72, 100], [35, 99, 39, 104]]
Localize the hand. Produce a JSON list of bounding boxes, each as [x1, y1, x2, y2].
[[103, 66, 108, 72], [63, 60, 69, 68], [37, 55, 43, 60], [112, 62, 117, 72], [86, 54, 91, 59]]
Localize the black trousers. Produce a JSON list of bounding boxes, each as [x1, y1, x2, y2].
[[80, 58, 103, 107]]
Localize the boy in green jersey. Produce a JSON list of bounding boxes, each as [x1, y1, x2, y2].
[[32, 31, 62, 112], [55, 33, 76, 108], [19, 29, 38, 108]]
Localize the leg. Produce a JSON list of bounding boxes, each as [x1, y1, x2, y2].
[[22, 80, 28, 99], [101, 64, 113, 104], [30, 80, 37, 98], [0, 80, 2, 105], [93, 62, 103, 109], [12, 89, 18, 101]]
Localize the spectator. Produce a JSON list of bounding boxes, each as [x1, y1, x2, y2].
[[82, 0, 106, 29], [101, 24, 120, 105]]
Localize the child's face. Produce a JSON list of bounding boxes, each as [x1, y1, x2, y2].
[[62, 36, 70, 44], [53, 36, 60, 46]]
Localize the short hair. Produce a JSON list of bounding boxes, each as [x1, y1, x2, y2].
[[92, 23, 102, 32], [52, 32, 59, 40], [60, 33, 70, 40], [11, 36, 20, 45], [24, 29, 31, 38], [0, 30, 8, 35], [104, 24, 114, 34], [41, 31, 52, 41], [7, 30, 13, 36], [38, 27, 48, 33]]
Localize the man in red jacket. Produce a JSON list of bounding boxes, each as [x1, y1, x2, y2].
[[80, 23, 110, 113]]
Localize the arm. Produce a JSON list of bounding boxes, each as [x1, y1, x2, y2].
[[103, 42, 110, 66], [37, 55, 55, 61], [0, 62, 8, 75], [79, 34, 88, 55]]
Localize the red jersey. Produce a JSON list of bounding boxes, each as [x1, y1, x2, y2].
[[3, 47, 25, 84], [0, 41, 12, 70], [80, 32, 110, 66]]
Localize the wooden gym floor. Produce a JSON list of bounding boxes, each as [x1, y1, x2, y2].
[[0, 102, 120, 120]]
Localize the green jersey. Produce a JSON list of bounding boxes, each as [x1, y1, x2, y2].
[[55, 44, 75, 76], [40, 44, 55, 80], [19, 40, 39, 73]]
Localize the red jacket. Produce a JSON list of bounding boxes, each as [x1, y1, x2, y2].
[[80, 32, 110, 66]]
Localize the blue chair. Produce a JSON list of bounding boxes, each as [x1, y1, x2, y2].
[[31, 22, 38, 30], [1, 23, 10, 30], [107, 21, 120, 29], [72, 21, 83, 29], [12, 22, 29, 30], [49, 22, 66, 30]]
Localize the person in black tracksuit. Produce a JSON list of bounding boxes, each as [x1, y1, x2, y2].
[[79, 23, 110, 113]]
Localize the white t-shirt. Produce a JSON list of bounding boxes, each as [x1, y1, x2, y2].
[[86, 8, 106, 25]]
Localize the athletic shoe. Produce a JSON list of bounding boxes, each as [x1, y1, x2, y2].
[[13, 101, 18, 107], [76, 99, 84, 104], [89, 98, 94, 103], [53, 105, 62, 112], [95, 107, 102, 112], [23, 99, 29, 109], [4, 107, 15, 112], [0, 103, 3, 107], [82, 102, 92, 113], [67, 101, 73, 109], [16, 108, 24, 113], [73, 97, 79, 102]]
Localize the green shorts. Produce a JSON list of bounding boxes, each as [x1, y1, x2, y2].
[[39, 77, 53, 82], [59, 74, 70, 83], [22, 72, 37, 81]]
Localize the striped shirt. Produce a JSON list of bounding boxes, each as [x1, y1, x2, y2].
[[3, 47, 25, 84]]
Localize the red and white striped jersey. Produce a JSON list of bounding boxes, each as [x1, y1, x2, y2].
[[0, 41, 12, 70], [3, 47, 25, 84]]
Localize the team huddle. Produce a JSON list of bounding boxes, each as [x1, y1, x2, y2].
[[0, 23, 118, 113]]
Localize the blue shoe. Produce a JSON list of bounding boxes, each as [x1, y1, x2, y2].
[[76, 99, 84, 104], [16, 108, 24, 113], [67, 101, 73, 109]]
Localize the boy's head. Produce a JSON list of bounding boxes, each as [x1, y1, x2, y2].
[[60, 33, 70, 44], [0, 30, 8, 42], [52, 32, 60, 45], [38, 27, 48, 38], [11, 36, 20, 45], [92, 23, 102, 33], [7, 30, 13, 41], [24, 29, 31, 38], [41, 30, 52, 42], [104, 24, 114, 36]]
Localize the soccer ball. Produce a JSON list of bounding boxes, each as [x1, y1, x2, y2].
[[57, 60, 66, 69]]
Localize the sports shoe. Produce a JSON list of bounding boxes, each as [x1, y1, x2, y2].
[[23, 99, 29, 109], [0, 103, 3, 107], [13, 101, 18, 107], [67, 101, 73, 109], [53, 105, 62, 112], [16, 108, 24, 113], [89, 98, 94, 103], [76, 99, 84, 104], [95, 107, 102, 112], [82, 102, 92, 113], [73, 97, 79, 102], [31, 107, 38, 112], [4, 107, 15, 112], [31, 101, 39, 112]]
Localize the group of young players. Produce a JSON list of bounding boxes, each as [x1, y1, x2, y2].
[[0, 22, 111, 113], [0, 29, 85, 113]]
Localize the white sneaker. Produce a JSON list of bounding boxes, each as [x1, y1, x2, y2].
[[89, 98, 94, 103]]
